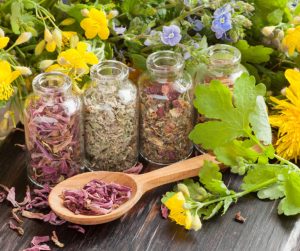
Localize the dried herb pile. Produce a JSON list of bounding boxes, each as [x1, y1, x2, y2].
[[62, 179, 132, 215], [25, 95, 82, 185], [83, 84, 138, 171], [140, 79, 194, 164]]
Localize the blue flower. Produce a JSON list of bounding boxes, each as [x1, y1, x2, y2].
[[211, 4, 232, 39], [187, 16, 204, 32], [161, 25, 182, 46]]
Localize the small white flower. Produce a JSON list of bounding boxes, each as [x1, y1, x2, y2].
[[15, 32, 32, 45]]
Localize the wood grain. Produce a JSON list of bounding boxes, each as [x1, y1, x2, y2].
[[0, 130, 300, 251]]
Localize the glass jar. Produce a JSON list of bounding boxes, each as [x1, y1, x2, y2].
[[139, 50, 194, 165], [24, 72, 82, 187], [195, 44, 248, 152], [83, 60, 138, 171]]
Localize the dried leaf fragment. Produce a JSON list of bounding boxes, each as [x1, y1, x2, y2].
[[51, 231, 64, 248], [235, 211, 246, 223], [8, 220, 24, 235]]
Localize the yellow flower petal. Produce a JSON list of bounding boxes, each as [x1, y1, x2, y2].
[[76, 42, 88, 53], [0, 60, 20, 101], [98, 26, 110, 40], [88, 8, 107, 25], [0, 37, 9, 49], [35, 40, 45, 56]]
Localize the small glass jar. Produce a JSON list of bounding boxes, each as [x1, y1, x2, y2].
[[24, 72, 82, 187], [195, 44, 248, 152], [139, 50, 194, 165], [83, 60, 138, 171]]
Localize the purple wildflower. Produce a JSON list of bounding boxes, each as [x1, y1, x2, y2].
[[161, 25, 182, 46], [211, 4, 232, 39], [113, 26, 126, 35], [187, 16, 204, 32]]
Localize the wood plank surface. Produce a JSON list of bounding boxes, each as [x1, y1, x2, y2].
[[0, 130, 299, 251]]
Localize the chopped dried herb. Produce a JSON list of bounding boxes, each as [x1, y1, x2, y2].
[[83, 83, 138, 171], [235, 211, 246, 223], [51, 231, 64, 248], [25, 94, 82, 186], [8, 220, 24, 235], [139, 79, 194, 164], [61, 179, 132, 215]]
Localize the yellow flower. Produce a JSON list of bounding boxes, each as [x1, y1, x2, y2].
[[282, 26, 300, 56], [269, 69, 300, 162], [164, 192, 193, 230], [44, 28, 56, 52], [80, 8, 110, 40], [47, 42, 98, 75], [0, 37, 9, 49], [62, 31, 78, 47], [0, 60, 20, 101]]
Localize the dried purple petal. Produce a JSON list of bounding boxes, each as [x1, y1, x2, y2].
[[22, 244, 51, 251], [8, 220, 24, 235], [51, 231, 64, 248], [123, 162, 143, 174], [31, 236, 50, 246], [161, 205, 169, 219], [67, 224, 86, 234], [43, 211, 66, 225], [61, 179, 132, 215], [12, 208, 23, 223], [22, 210, 45, 220], [0, 191, 6, 202], [6, 187, 19, 207], [19, 186, 31, 206]]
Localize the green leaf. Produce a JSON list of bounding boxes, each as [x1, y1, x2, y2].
[[222, 197, 233, 215], [278, 172, 300, 216], [11, 1, 22, 34], [235, 40, 273, 64], [203, 201, 224, 220], [249, 96, 272, 145], [183, 179, 208, 201], [199, 161, 230, 196], [257, 184, 284, 200], [190, 74, 266, 150], [130, 54, 147, 71], [56, 3, 88, 22], [267, 9, 284, 24], [241, 165, 282, 191], [161, 192, 176, 204]]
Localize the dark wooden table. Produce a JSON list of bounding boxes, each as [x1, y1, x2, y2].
[[0, 130, 299, 251]]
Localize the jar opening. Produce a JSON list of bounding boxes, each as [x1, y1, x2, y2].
[[147, 50, 184, 74], [207, 44, 241, 66], [33, 72, 71, 95], [91, 60, 129, 81]]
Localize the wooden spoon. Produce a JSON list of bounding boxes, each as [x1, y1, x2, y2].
[[48, 154, 215, 225]]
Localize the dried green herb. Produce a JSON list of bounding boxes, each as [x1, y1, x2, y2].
[[83, 83, 138, 171]]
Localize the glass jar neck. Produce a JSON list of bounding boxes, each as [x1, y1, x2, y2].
[[32, 72, 71, 98], [91, 60, 129, 85], [147, 50, 184, 83], [207, 44, 241, 73]]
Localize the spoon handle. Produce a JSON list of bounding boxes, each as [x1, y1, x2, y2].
[[134, 154, 217, 193]]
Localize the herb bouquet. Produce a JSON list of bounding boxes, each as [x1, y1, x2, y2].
[[0, 0, 300, 232]]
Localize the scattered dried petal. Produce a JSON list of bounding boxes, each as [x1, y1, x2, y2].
[[51, 231, 64, 248], [12, 208, 23, 223], [235, 211, 246, 223], [23, 244, 51, 251], [8, 220, 24, 235], [123, 162, 143, 174], [43, 211, 66, 225], [19, 186, 31, 206], [67, 224, 86, 234], [31, 236, 50, 246], [161, 205, 169, 219], [6, 187, 19, 207], [22, 210, 45, 220]]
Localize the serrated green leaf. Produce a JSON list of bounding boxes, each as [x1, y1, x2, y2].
[[183, 179, 207, 201], [278, 172, 300, 216], [161, 192, 176, 204], [203, 201, 224, 220], [257, 184, 284, 200], [222, 197, 233, 215], [235, 40, 273, 64], [249, 96, 272, 145]]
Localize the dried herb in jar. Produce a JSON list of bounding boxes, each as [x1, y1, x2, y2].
[[84, 61, 138, 171]]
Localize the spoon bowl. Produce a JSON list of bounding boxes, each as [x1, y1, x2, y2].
[[49, 154, 216, 225]]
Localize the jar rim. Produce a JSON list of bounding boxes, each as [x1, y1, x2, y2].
[[91, 60, 129, 81], [146, 50, 184, 74], [207, 44, 241, 66], [32, 72, 71, 95]]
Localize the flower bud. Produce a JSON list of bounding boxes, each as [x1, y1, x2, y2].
[[261, 26, 276, 37], [191, 215, 202, 231], [26, 26, 38, 37], [0, 28, 5, 37], [292, 16, 300, 25], [53, 28, 62, 49], [15, 66, 32, 76], [39, 60, 54, 70], [15, 32, 32, 45], [44, 28, 53, 42], [70, 34, 79, 48], [35, 40, 46, 56], [107, 10, 119, 19], [60, 18, 76, 26], [81, 8, 89, 17], [177, 183, 190, 197], [281, 87, 287, 96]]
